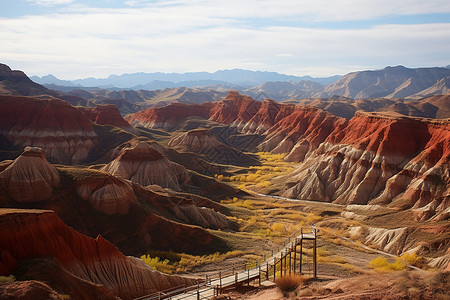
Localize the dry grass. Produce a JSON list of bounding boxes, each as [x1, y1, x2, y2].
[[369, 256, 406, 272], [141, 250, 245, 274], [0, 275, 15, 283], [275, 274, 306, 295]]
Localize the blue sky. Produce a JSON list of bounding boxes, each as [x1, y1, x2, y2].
[[1, 0, 450, 79]]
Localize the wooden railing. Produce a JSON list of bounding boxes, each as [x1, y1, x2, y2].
[[135, 226, 317, 300]]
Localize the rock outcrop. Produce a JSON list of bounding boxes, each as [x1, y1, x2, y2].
[[78, 104, 139, 134], [128, 102, 213, 130], [279, 112, 450, 220], [168, 129, 259, 166], [0, 63, 51, 96], [0, 95, 97, 164], [102, 141, 190, 191], [0, 147, 230, 256], [0, 208, 196, 299], [77, 175, 137, 215], [127, 91, 450, 219], [0, 146, 59, 203]]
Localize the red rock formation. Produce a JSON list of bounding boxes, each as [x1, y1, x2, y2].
[[280, 112, 450, 219], [128, 91, 449, 218], [0, 146, 60, 203], [127, 102, 214, 130], [0, 95, 97, 164], [79, 104, 139, 134], [77, 174, 137, 215], [0, 147, 230, 256], [0, 208, 196, 299], [209, 90, 262, 126], [102, 141, 190, 191], [168, 129, 259, 166]]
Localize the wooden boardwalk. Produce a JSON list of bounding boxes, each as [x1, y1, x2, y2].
[[135, 227, 317, 300]]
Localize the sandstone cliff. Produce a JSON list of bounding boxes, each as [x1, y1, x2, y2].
[[102, 141, 190, 191], [0, 95, 97, 164], [127, 102, 213, 130], [168, 129, 259, 166], [127, 91, 449, 219], [79, 104, 139, 134], [279, 112, 449, 220], [0, 146, 59, 203], [0, 208, 197, 299], [0, 147, 230, 256]]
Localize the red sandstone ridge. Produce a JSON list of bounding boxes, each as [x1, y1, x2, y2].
[[209, 90, 262, 126], [278, 112, 450, 220], [126, 102, 214, 130], [0, 146, 59, 203], [168, 129, 259, 166], [127, 91, 449, 218], [0, 147, 229, 256], [0, 95, 97, 164], [78, 104, 139, 134], [102, 141, 190, 191], [0, 208, 196, 299]]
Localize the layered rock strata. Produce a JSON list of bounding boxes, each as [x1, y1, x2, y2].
[[127, 91, 450, 219], [0, 95, 97, 163], [102, 141, 190, 191], [0, 209, 196, 299]]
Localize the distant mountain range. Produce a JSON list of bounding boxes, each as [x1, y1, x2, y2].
[[2, 63, 450, 119], [30, 66, 450, 101], [30, 69, 341, 89]]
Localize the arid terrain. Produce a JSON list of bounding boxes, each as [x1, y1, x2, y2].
[[0, 63, 449, 299]]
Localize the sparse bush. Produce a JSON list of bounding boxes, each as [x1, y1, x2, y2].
[[400, 252, 422, 267], [242, 200, 253, 209], [275, 275, 306, 295], [369, 256, 406, 272], [0, 275, 15, 283], [141, 255, 174, 273], [271, 222, 286, 235]]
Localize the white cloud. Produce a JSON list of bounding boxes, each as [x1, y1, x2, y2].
[[2, 1, 450, 78], [27, 0, 74, 7]]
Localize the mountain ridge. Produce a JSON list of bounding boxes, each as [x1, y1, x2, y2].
[[30, 65, 450, 101], [31, 68, 341, 89]]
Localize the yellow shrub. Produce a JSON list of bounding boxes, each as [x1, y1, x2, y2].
[[400, 252, 422, 266], [257, 181, 271, 188], [141, 255, 174, 274], [0, 275, 15, 283], [242, 200, 253, 209], [271, 222, 286, 235], [369, 256, 406, 272]]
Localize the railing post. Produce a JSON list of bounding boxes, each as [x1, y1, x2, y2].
[[293, 239, 297, 275], [273, 260, 276, 281], [197, 284, 200, 300], [289, 249, 292, 275], [313, 235, 317, 279], [235, 272, 238, 284], [258, 265, 261, 285], [300, 238, 303, 274], [266, 263, 269, 280], [219, 271, 222, 292]]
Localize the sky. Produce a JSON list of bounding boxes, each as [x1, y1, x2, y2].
[[1, 0, 450, 79]]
